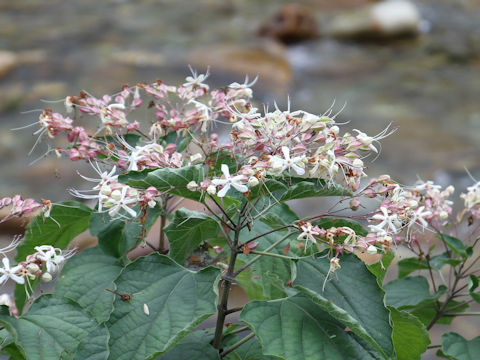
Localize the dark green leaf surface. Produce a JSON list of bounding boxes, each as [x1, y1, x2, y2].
[[120, 165, 206, 202], [55, 247, 124, 323], [223, 334, 275, 360], [436, 234, 467, 258], [441, 332, 480, 360], [107, 254, 220, 360], [165, 208, 220, 263], [90, 207, 161, 258], [293, 253, 393, 358], [0, 296, 103, 360], [156, 330, 219, 360], [237, 222, 295, 300], [384, 276, 434, 309], [239, 294, 382, 360], [390, 307, 430, 360], [16, 201, 92, 262]]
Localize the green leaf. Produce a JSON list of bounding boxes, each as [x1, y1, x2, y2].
[[367, 251, 395, 287], [74, 325, 109, 360], [55, 247, 124, 323], [14, 201, 92, 313], [120, 165, 206, 202], [390, 307, 430, 360], [155, 330, 219, 360], [441, 332, 480, 360], [436, 234, 467, 258], [293, 253, 393, 358], [90, 207, 160, 258], [258, 203, 298, 229], [107, 254, 220, 360], [15, 201, 92, 262], [0, 296, 104, 360], [165, 208, 220, 263], [397, 257, 429, 278], [237, 221, 295, 300], [239, 294, 383, 360], [223, 334, 276, 360], [384, 276, 435, 309]]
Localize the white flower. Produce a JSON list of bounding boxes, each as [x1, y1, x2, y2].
[[106, 186, 138, 218], [206, 185, 216, 195], [0, 257, 24, 285], [183, 67, 210, 90], [187, 181, 199, 191], [211, 164, 248, 198], [34, 245, 64, 274], [297, 223, 319, 248], [370, 207, 401, 235], [78, 162, 118, 191], [272, 147, 305, 176]]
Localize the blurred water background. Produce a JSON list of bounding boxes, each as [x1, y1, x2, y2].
[[0, 0, 479, 357]]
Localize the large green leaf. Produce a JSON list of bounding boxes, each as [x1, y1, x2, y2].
[[16, 201, 92, 262], [223, 334, 275, 360], [120, 165, 206, 202], [440, 332, 480, 360], [107, 254, 220, 360], [164, 208, 220, 263], [397, 254, 461, 279], [293, 253, 393, 358], [0, 296, 105, 360], [155, 330, 219, 360], [384, 276, 435, 309], [237, 221, 296, 300], [258, 203, 298, 229], [239, 294, 382, 360], [73, 325, 110, 360], [14, 201, 92, 313], [436, 234, 468, 258], [390, 307, 430, 360], [90, 207, 160, 258], [55, 247, 124, 323]]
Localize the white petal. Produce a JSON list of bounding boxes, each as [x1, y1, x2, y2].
[[144, 303, 150, 316], [0, 274, 8, 285], [232, 183, 248, 193], [217, 184, 230, 198], [212, 179, 228, 186], [123, 205, 137, 218], [10, 273, 24, 284], [2, 257, 9, 269], [221, 164, 230, 178], [281, 146, 290, 160], [291, 164, 305, 176]]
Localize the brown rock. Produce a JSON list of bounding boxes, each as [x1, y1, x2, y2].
[[327, 0, 422, 40], [258, 4, 319, 44], [0, 50, 18, 79]]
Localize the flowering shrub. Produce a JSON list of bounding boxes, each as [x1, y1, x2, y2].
[[0, 69, 479, 359]]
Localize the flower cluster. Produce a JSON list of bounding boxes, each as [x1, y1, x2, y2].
[[461, 181, 480, 219], [17, 69, 399, 219], [0, 238, 74, 302], [0, 195, 42, 223]]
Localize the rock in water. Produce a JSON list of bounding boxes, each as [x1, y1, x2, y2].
[[0, 51, 18, 79], [328, 0, 422, 40], [258, 4, 319, 44]]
